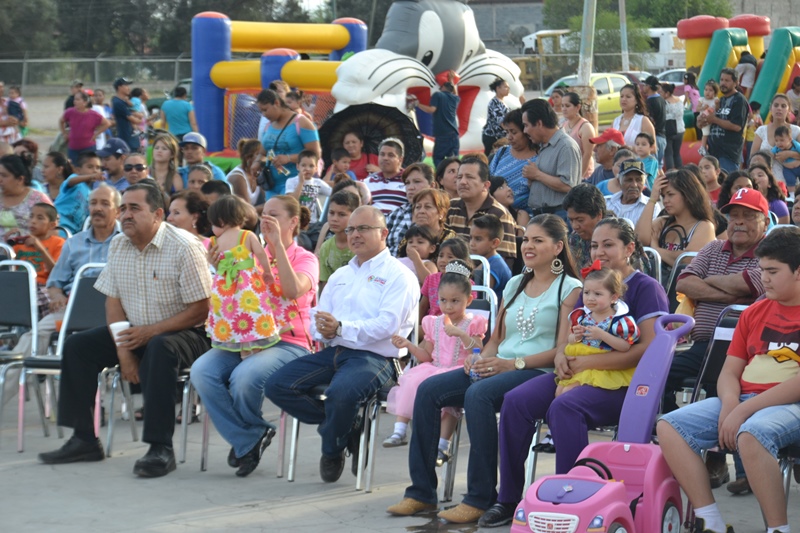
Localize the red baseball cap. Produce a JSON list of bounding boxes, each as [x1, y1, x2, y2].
[[719, 187, 770, 217], [589, 128, 625, 146]]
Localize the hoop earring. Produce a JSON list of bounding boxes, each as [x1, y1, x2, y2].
[[523, 266, 533, 274], [551, 258, 564, 276]]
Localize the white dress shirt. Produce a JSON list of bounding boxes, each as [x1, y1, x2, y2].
[[311, 247, 420, 357], [606, 191, 658, 226]]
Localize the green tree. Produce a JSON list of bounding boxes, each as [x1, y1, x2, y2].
[[544, 0, 732, 30], [0, 0, 59, 55]]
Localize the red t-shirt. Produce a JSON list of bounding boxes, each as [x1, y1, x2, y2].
[[348, 152, 379, 181], [13, 235, 65, 285], [708, 187, 721, 207], [729, 298, 800, 394], [63, 108, 103, 150]]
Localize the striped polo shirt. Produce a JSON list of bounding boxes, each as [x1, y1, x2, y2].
[[447, 194, 517, 262], [677, 238, 764, 342], [365, 171, 407, 216]]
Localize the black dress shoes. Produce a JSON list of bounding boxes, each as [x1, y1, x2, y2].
[[133, 444, 176, 478], [320, 451, 346, 482], [477, 502, 517, 528], [235, 427, 276, 478], [38, 436, 105, 464]]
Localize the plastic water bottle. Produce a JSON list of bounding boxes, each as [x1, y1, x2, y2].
[[468, 348, 482, 383]]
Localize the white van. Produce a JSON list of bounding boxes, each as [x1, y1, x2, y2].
[[643, 28, 685, 72]]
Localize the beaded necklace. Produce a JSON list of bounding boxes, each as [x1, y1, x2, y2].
[[515, 277, 558, 341]]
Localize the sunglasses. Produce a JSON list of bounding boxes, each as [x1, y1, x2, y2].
[[124, 164, 147, 172]]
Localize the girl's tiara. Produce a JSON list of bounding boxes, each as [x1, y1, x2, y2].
[[445, 261, 470, 278]]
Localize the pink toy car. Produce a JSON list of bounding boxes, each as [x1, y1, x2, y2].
[[511, 314, 693, 533]]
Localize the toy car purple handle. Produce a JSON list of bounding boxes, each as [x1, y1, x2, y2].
[[655, 314, 695, 340], [616, 313, 695, 444]]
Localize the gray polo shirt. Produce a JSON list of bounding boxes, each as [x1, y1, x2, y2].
[[528, 128, 582, 210]]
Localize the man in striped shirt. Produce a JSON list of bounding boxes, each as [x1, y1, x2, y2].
[[365, 138, 406, 216], [662, 188, 768, 494], [447, 156, 517, 268]]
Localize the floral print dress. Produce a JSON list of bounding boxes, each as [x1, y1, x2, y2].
[[207, 230, 280, 355]]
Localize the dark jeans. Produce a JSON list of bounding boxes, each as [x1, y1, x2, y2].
[[433, 133, 460, 168], [264, 346, 396, 456], [403, 366, 543, 509], [67, 146, 96, 166], [664, 131, 684, 170], [57, 325, 210, 446], [662, 340, 709, 414], [482, 133, 502, 156]]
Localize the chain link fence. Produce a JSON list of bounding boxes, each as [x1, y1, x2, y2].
[[0, 55, 193, 96]]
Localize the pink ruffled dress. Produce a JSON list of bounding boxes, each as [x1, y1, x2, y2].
[[387, 313, 488, 418]]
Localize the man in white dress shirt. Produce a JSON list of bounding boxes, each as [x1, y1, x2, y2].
[[605, 160, 656, 226], [265, 205, 420, 483]]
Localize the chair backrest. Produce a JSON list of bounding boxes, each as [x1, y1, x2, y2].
[[617, 314, 694, 444], [467, 285, 498, 341], [55, 226, 73, 239], [768, 223, 795, 234], [0, 243, 15, 260], [642, 246, 662, 285], [689, 304, 747, 403], [0, 260, 38, 353], [54, 263, 107, 357], [470, 255, 491, 295], [665, 251, 697, 313]]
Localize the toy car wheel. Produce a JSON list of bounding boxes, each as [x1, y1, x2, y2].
[[608, 523, 629, 533], [661, 501, 681, 533]]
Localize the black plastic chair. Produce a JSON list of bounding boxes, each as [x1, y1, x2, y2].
[[665, 252, 697, 313], [0, 261, 38, 445]]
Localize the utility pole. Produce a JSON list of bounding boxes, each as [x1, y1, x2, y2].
[[619, 0, 630, 72], [576, 0, 598, 132]]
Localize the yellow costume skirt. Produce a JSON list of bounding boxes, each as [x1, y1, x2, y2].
[[557, 342, 635, 390]]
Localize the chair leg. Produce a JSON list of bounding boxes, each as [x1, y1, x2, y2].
[[14, 363, 26, 452], [441, 415, 463, 502], [179, 380, 192, 464], [288, 416, 300, 482], [781, 455, 792, 510], [32, 376, 49, 438], [365, 400, 382, 493], [200, 410, 210, 472], [46, 376, 63, 439], [120, 380, 138, 442], [0, 361, 21, 445], [276, 410, 287, 478], [105, 371, 120, 457], [523, 419, 544, 494], [355, 399, 374, 491]]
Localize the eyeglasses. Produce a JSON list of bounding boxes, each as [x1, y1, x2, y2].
[[124, 164, 147, 172], [344, 225, 384, 235]]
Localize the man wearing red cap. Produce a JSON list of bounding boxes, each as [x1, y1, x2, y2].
[[586, 128, 624, 185], [658, 225, 800, 533], [663, 188, 769, 493]]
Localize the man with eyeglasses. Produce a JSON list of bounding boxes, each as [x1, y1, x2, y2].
[[94, 137, 131, 192], [266, 205, 420, 483], [662, 188, 768, 495]]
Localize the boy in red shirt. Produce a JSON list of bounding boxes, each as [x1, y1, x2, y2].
[[12, 203, 65, 317], [657, 226, 800, 533]]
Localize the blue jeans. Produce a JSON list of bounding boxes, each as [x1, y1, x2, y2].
[[190, 341, 310, 457], [403, 366, 543, 509], [781, 165, 800, 188], [656, 134, 667, 168], [433, 133, 460, 168], [67, 146, 95, 166], [264, 346, 396, 456], [660, 394, 800, 458], [717, 155, 741, 174]]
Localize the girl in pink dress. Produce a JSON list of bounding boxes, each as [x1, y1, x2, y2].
[[385, 259, 488, 464]]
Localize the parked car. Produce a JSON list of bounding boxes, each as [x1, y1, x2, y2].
[[617, 70, 652, 85], [544, 73, 630, 125], [658, 68, 687, 96], [146, 78, 192, 112]]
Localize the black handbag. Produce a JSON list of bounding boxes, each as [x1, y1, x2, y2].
[[257, 113, 297, 192]]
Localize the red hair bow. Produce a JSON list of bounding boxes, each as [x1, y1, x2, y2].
[[581, 260, 603, 279]]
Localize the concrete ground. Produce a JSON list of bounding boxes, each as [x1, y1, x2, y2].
[[1, 391, 798, 533]]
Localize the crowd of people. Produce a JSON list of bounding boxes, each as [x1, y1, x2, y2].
[[1, 66, 800, 533]]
